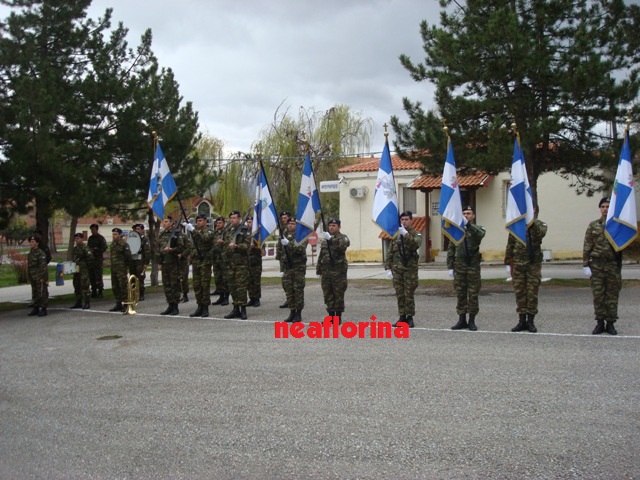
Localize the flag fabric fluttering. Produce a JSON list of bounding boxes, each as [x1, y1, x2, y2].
[[252, 162, 279, 248], [605, 130, 638, 251], [505, 137, 535, 245], [147, 144, 178, 220], [372, 139, 399, 238], [438, 138, 466, 245], [295, 154, 321, 243]]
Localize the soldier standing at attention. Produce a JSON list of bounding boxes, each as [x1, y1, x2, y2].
[[129, 224, 151, 301], [27, 235, 49, 317], [384, 211, 422, 329], [505, 206, 547, 333], [211, 217, 229, 306], [87, 224, 107, 298], [246, 217, 263, 307], [275, 210, 293, 308], [583, 197, 623, 335], [157, 216, 185, 315], [70, 232, 93, 310], [316, 217, 350, 324], [448, 206, 486, 331], [280, 217, 308, 323], [178, 221, 192, 304], [188, 214, 215, 318], [108, 228, 132, 312], [223, 210, 250, 320]]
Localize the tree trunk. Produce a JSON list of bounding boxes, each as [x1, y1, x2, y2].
[[67, 216, 79, 260], [35, 196, 52, 252]]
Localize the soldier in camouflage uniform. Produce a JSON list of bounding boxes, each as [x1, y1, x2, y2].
[[157, 216, 185, 315], [109, 228, 132, 312], [178, 222, 191, 304], [447, 206, 486, 331], [316, 217, 350, 323], [70, 233, 93, 310], [275, 210, 293, 308], [27, 235, 49, 317], [504, 207, 547, 333], [129, 224, 151, 301], [87, 224, 108, 298], [211, 217, 229, 306], [384, 211, 422, 329], [223, 210, 250, 320], [246, 217, 263, 307], [29, 230, 52, 309], [279, 217, 308, 323], [583, 197, 623, 335], [188, 214, 215, 318]]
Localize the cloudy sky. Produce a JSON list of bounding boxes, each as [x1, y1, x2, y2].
[[84, 0, 441, 155]]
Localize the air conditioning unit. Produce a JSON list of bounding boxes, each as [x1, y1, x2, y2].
[[349, 186, 369, 198]]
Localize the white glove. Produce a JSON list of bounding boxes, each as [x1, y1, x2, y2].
[[448, 269, 454, 279], [279, 272, 284, 277], [280, 238, 289, 246], [583, 266, 592, 278], [386, 270, 393, 279], [320, 232, 331, 240], [506, 265, 511, 277], [182, 222, 194, 232], [398, 226, 408, 236]]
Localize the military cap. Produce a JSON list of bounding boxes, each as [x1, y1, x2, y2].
[[462, 205, 475, 213], [197, 214, 208, 220], [280, 211, 292, 217], [215, 216, 225, 222], [112, 228, 123, 234], [229, 210, 241, 217], [599, 197, 610, 207], [73, 233, 84, 239], [287, 216, 297, 223], [90, 223, 99, 229], [327, 217, 341, 225]]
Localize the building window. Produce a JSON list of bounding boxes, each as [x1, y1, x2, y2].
[[197, 202, 211, 218], [403, 187, 417, 213]]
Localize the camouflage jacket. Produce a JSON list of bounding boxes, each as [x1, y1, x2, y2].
[[384, 227, 422, 270], [223, 224, 250, 265], [317, 231, 350, 275], [72, 243, 93, 271], [110, 238, 132, 271], [447, 223, 486, 268], [277, 230, 308, 271], [88, 233, 107, 260], [157, 228, 184, 266], [27, 247, 49, 282], [504, 219, 547, 265], [212, 228, 226, 263], [583, 216, 621, 266], [190, 227, 215, 264], [248, 237, 265, 266]]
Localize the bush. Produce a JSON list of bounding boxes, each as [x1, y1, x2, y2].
[[7, 249, 28, 284]]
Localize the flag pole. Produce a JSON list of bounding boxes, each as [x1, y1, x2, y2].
[[260, 160, 291, 265]]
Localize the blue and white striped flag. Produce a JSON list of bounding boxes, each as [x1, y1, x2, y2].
[[605, 131, 638, 251], [439, 138, 466, 245], [372, 140, 399, 238], [252, 162, 278, 247], [147, 144, 178, 220], [296, 154, 321, 243], [505, 137, 535, 245]]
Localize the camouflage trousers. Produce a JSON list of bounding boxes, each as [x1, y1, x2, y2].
[[283, 265, 306, 310], [512, 262, 542, 315], [192, 260, 212, 305], [248, 259, 262, 300], [453, 263, 481, 315], [88, 257, 104, 292], [30, 279, 49, 308], [179, 259, 190, 294], [227, 260, 248, 306], [392, 263, 419, 316], [129, 260, 146, 296], [590, 261, 621, 321], [111, 266, 128, 303], [161, 263, 182, 304], [73, 269, 90, 300], [321, 268, 348, 314], [212, 260, 227, 293]]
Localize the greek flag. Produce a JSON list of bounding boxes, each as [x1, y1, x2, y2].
[[147, 144, 177, 220], [605, 131, 638, 251], [252, 162, 278, 247], [505, 137, 535, 245], [439, 138, 466, 245], [296, 154, 321, 243], [372, 139, 399, 238]]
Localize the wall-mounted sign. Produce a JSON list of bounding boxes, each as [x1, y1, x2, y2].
[[320, 180, 340, 193]]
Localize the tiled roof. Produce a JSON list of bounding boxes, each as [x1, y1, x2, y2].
[[378, 216, 428, 239], [408, 171, 494, 190], [337, 155, 423, 173]]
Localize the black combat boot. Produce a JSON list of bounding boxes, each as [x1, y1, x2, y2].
[[109, 303, 124, 312], [279, 300, 289, 308], [169, 303, 179, 316], [451, 314, 468, 330], [240, 306, 248, 320], [512, 314, 527, 332], [181, 293, 189, 303], [139, 288, 145, 302], [38, 307, 47, 317], [405, 316, 415, 328], [70, 299, 83, 309], [91, 288, 97, 298], [220, 293, 230, 306], [82, 296, 90, 310], [28, 307, 40, 316], [200, 305, 209, 318], [605, 321, 617, 335], [285, 310, 296, 322], [160, 304, 173, 315], [393, 315, 406, 327], [189, 304, 203, 317], [592, 319, 605, 335], [250, 298, 260, 307], [293, 309, 302, 323], [468, 314, 478, 331], [224, 306, 240, 319], [337, 313, 342, 325], [526, 313, 538, 333], [97, 288, 103, 298], [212, 295, 224, 305], [246, 298, 255, 307]]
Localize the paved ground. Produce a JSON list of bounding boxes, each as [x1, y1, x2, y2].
[[1, 264, 639, 479]]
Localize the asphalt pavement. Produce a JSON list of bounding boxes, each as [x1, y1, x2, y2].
[[1, 262, 639, 479]]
